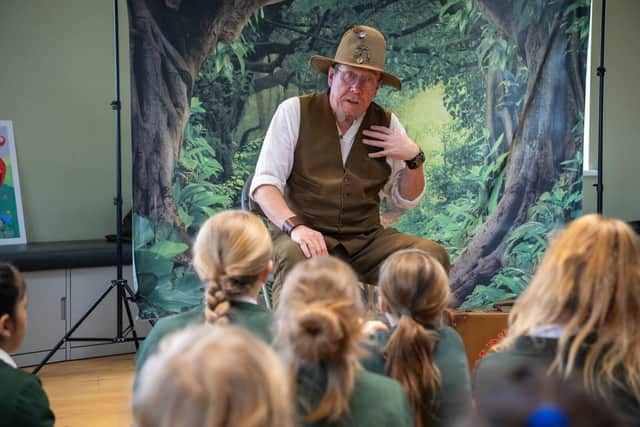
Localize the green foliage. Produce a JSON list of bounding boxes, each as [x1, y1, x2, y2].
[[133, 213, 203, 318], [564, 0, 592, 41], [461, 154, 583, 309], [173, 97, 232, 234], [213, 39, 251, 82], [141, 0, 590, 318], [513, 0, 546, 29], [396, 133, 510, 260]]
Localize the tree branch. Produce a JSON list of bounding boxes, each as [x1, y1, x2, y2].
[[569, 30, 585, 113], [388, 14, 439, 38], [253, 69, 296, 92], [238, 124, 262, 153], [247, 59, 286, 73], [262, 18, 334, 45], [474, 0, 519, 40]]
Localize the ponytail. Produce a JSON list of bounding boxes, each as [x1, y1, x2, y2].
[[293, 300, 357, 422], [277, 257, 364, 423], [378, 249, 451, 427], [383, 313, 441, 427]]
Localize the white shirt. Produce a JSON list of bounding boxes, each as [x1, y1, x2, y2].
[[233, 295, 258, 304], [0, 347, 17, 368], [529, 324, 566, 338], [250, 97, 424, 210]]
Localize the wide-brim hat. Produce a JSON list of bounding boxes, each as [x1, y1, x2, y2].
[[310, 25, 401, 90]]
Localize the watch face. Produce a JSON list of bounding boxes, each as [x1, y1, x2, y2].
[[406, 150, 425, 169]]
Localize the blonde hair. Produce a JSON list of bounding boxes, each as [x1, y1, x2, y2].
[[133, 324, 294, 427], [503, 214, 640, 400], [192, 210, 272, 324], [378, 249, 450, 427], [276, 256, 365, 423]]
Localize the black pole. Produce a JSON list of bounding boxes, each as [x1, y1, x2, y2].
[[32, 0, 140, 375], [595, 0, 606, 214], [111, 0, 125, 338]]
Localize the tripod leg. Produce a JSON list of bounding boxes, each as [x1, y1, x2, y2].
[[121, 283, 155, 328], [121, 287, 140, 349], [32, 282, 115, 375]]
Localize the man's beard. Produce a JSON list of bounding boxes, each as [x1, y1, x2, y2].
[[333, 94, 363, 124], [335, 108, 356, 124]]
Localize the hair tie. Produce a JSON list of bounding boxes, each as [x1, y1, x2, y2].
[[527, 403, 569, 427], [399, 308, 412, 317]]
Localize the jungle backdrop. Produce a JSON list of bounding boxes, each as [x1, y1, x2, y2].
[[128, 0, 590, 318]]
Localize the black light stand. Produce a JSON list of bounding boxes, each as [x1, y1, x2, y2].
[[33, 0, 140, 374], [594, 0, 606, 214]]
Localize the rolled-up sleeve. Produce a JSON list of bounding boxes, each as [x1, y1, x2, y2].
[[250, 98, 300, 198], [383, 113, 425, 210]]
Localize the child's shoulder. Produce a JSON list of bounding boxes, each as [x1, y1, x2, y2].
[[0, 362, 54, 425]]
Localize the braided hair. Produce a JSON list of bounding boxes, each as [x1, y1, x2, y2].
[[192, 210, 272, 324]]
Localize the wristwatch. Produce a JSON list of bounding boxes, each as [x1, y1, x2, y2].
[[282, 215, 305, 236], [405, 149, 425, 170]]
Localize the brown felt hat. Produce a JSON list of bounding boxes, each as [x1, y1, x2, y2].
[[310, 25, 401, 90]]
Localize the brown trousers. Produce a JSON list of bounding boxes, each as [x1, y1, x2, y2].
[[271, 227, 450, 308]]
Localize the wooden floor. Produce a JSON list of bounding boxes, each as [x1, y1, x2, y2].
[[33, 353, 135, 427]]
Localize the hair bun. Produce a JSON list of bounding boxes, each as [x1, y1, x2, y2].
[[293, 305, 345, 361]]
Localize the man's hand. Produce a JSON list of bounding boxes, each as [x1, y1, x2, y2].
[[362, 125, 420, 161], [290, 225, 328, 258]]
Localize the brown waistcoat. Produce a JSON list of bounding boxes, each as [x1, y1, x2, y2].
[[284, 93, 391, 236]]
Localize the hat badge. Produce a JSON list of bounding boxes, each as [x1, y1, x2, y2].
[[353, 45, 370, 64]]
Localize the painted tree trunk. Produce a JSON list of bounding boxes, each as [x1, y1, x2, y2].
[[128, 0, 270, 230], [450, 0, 585, 300]]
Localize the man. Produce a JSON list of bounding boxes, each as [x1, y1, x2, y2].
[[251, 25, 449, 304]]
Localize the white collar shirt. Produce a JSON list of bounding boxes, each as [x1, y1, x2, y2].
[[250, 96, 424, 210], [0, 347, 17, 368]]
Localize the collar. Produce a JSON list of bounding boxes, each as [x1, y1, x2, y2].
[[385, 312, 399, 327], [336, 113, 365, 141], [0, 347, 17, 368], [383, 312, 442, 331], [529, 324, 566, 338], [232, 295, 258, 305]]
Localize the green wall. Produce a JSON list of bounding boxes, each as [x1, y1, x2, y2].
[[0, 0, 637, 242], [583, 0, 640, 221], [0, 1, 131, 242]]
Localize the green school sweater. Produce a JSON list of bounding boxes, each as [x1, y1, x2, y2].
[[296, 364, 414, 427], [0, 360, 55, 427], [474, 335, 640, 426], [361, 325, 472, 427], [135, 300, 274, 372]]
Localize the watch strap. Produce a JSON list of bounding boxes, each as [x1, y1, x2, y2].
[[405, 149, 425, 170], [282, 215, 305, 236]]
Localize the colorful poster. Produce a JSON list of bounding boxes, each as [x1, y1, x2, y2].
[[129, 0, 590, 318], [0, 121, 27, 245]]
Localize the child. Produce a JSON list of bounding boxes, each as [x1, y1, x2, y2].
[[133, 324, 294, 427], [463, 364, 620, 426], [474, 214, 640, 425], [277, 255, 414, 427], [135, 210, 274, 371], [362, 249, 471, 427], [0, 263, 55, 427]]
